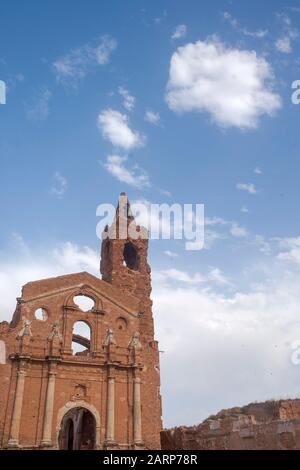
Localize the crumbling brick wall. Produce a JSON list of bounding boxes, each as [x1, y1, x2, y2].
[[161, 400, 300, 450]]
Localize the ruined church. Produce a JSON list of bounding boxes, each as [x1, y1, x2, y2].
[[0, 194, 162, 450]]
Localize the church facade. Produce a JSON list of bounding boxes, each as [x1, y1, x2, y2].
[[0, 194, 162, 450]]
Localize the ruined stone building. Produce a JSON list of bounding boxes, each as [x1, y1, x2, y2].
[[0, 194, 162, 450], [161, 399, 300, 450]]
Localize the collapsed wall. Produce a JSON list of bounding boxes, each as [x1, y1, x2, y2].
[[161, 399, 300, 450]]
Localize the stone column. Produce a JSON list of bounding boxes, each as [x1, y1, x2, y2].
[[41, 368, 56, 447], [8, 369, 27, 448], [133, 377, 143, 446], [105, 374, 115, 446]]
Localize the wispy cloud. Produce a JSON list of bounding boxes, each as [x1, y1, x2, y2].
[[103, 155, 150, 189], [236, 183, 258, 194], [144, 109, 161, 125], [154, 10, 167, 25], [95, 35, 117, 64], [27, 88, 51, 121], [53, 35, 117, 87], [277, 237, 300, 265], [50, 172, 68, 198], [207, 267, 232, 285], [276, 36, 293, 53], [98, 109, 145, 150], [118, 86, 135, 112], [164, 250, 179, 258], [223, 11, 268, 38], [230, 223, 248, 238], [154, 268, 205, 285], [171, 24, 187, 40], [275, 13, 298, 54]]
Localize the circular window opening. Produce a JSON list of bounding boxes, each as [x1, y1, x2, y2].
[[74, 295, 95, 312], [123, 243, 139, 271], [35, 308, 48, 321]]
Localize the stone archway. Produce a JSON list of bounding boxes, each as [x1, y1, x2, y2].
[[56, 401, 101, 450]]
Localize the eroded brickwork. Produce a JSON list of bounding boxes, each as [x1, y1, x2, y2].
[[0, 194, 162, 450], [161, 400, 300, 450]]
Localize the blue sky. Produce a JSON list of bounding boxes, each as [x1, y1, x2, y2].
[[1, 0, 300, 427]]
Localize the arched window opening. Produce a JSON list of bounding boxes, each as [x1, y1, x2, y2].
[[72, 321, 91, 356], [123, 242, 139, 271], [73, 295, 95, 312]]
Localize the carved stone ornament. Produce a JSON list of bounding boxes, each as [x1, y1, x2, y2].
[[17, 318, 32, 338], [128, 332, 142, 350], [48, 322, 63, 342], [103, 328, 116, 347]]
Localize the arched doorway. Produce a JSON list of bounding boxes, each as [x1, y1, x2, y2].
[[58, 407, 96, 450]]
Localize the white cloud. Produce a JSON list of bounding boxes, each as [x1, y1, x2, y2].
[[236, 182, 258, 194], [50, 172, 68, 198], [103, 155, 150, 189], [207, 267, 232, 285], [241, 206, 249, 213], [52, 242, 99, 273], [275, 13, 298, 54], [223, 11, 268, 39], [205, 216, 227, 226], [253, 235, 272, 255], [171, 24, 187, 40], [204, 215, 275, 257], [204, 229, 227, 249], [118, 86, 135, 112], [95, 35, 117, 64], [276, 36, 292, 53], [98, 109, 145, 150], [154, 10, 167, 25], [230, 223, 248, 238], [53, 35, 117, 86], [154, 268, 205, 285], [254, 167, 262, 175], [277, 237, 300, 265], [27, 88, 51, 121], [203, 216, 229, 249], [155, 266, 300, 425], [165, 38, 281, 129], [144, 110, 161, 125], [164, 250, 178, 258]]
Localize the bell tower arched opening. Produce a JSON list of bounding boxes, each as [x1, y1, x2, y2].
[[123, 242, 139, 270]]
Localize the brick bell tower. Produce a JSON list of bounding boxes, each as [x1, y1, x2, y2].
[[0, 192, 162, 450], [100, 193, 154, 339]]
